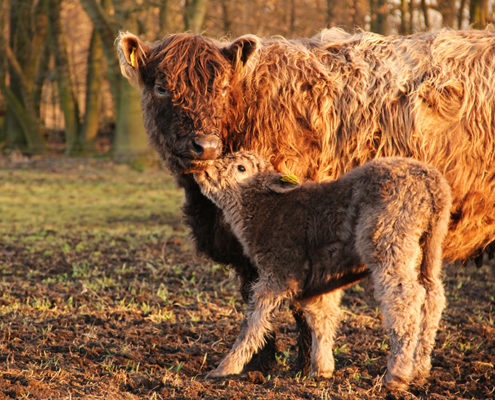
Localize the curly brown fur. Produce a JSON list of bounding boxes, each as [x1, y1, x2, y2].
[[117, 29, 495, 262], [116, 28, 495, 373], [193, 153, 452, 390]]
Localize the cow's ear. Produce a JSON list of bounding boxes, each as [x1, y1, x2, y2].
[[116, 32, 148, 88], [267, 174, 300, 194], [221, 35, 260, 70]]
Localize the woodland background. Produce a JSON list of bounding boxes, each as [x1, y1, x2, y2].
[[1, 2, 494, 399], [1, 0, 494, 161]]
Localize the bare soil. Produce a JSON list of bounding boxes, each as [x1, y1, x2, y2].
[[0, 157, 493, 399]]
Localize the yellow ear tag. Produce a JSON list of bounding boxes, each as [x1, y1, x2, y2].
[[130, 47, 137, 68], [280, 174, 299, 185]]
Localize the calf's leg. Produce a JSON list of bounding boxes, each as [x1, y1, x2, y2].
[[239, 268, 278, 373], [183, 186, 310, 373], [413, 275, 445, 381], [371, 256, 425, 391], [413, 220, 447, 381], [208, 278, 292, 377], [301, 289, 343, 378]]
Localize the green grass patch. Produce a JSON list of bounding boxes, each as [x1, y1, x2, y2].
[[0, 162, 183, 236]]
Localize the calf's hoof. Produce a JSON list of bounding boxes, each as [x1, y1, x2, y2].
[[206, 362, 242, 379], [206, 368, 229, 379], [385, 372, 411, 391], [413, 360, 432, 382], [310, 368, 334, 379]]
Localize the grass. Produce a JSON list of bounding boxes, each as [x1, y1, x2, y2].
[[0, 157, 494, 400], [0, 161, 182, 235]]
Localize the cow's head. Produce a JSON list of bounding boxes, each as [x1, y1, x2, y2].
[[116, 32, 260, 174]]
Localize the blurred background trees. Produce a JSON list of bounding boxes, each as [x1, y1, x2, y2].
[[0, 0, 494, 159]]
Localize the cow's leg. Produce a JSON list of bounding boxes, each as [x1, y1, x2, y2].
[[291, 303, 313, 375], [208, 278, 292, 377], [301, 289, 343, 378]]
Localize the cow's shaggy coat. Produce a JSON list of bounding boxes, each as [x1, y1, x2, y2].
[[192, 153, 452, 390], [116, 29, 495, 372]]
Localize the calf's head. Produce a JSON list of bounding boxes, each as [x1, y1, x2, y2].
[[189, 151, 300, 207], [116, 32, 261, 174], [189, 152, 270, 203]]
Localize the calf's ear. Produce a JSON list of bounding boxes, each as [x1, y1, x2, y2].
[[267, 174, 300, 194], [221, 35, 260, 70], [116, 32, 148, 89]]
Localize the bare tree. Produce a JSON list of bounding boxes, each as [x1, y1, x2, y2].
[[46, 0, 82, 154], [80, 0, 150, 161], [470, 0, 488, 28], [437, 0, 457, 27], [81, 29, 104, 152], [326, 0, 336, 27], [421, 0, 430, 29], [220, 0, 233, 34], [370, 0, 389, 34], [185, 0, 209, 32], [159, 0, 170, 34], [399, 0, 410, 34], [288, 0, 296, 34], [0, 0, 46, 153]]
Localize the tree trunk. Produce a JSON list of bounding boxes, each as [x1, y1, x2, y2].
[[370, 0, 388, 34], [437, 0, 456, 27], [114, 78, 148, 161], [1, 0, 46, 153], [4, 75, 27, 150], [80, 0, 151, 161], [0, 79, 45, 153], [4, 0, 30, 149], [400, 0, 409, 34], [81, 29, 104, 153], [408, 0, 414, 32], [79, 0, 120, 107], [184, 0, 209, 32], [326, 0, 335, 27], [352, 0, 367, 29], [469, 0, 488, 28], [421, 0, 430, 29], [458, 0, 467, 28], [46, 0, 81, 155], [159, 0, 170, 34], [220, 0, 232, 34], [288, 0, 296, 34], [33, 42, 50, 119]]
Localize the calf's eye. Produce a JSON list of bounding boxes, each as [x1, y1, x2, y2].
[[237, 165, 246, 172]]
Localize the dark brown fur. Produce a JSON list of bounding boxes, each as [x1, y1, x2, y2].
[[193, 153, 452, 390]]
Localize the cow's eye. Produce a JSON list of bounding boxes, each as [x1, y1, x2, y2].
[[154, 84, 170, 98], [237, 165, 246, 172]]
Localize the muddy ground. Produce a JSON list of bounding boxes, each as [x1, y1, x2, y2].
[[0, 157, 493, 399]]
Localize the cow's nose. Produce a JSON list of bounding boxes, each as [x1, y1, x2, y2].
[[191, 135, 222, 160]]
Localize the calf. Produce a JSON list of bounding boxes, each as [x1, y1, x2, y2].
[[191, 152, 451, 390]]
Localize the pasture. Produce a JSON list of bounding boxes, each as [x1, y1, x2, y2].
[[0, 157, 493, 399]]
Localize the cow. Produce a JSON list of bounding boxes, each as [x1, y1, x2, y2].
[[116, 28, 495, 373]]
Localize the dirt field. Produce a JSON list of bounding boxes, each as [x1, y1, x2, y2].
[[0, 157, 493, 399]]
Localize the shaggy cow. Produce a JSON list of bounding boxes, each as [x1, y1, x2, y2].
[[116, 28, 495, 372], [190, 152, 452, 390]]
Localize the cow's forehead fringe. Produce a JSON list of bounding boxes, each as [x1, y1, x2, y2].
[[144, 34, 230, 94]]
